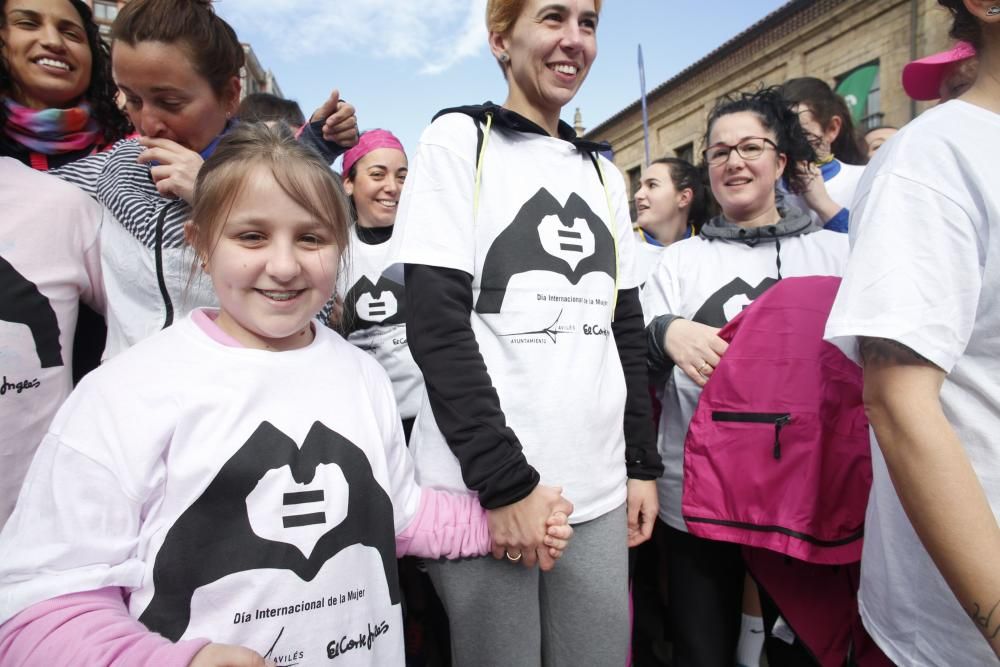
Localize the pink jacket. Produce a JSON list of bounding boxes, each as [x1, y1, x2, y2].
[[682, 276, 871, 565]]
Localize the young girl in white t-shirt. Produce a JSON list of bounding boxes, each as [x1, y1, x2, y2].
[[0, 123, 572, 667]]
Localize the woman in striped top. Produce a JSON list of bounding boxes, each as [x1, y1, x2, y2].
[[47, 0, 358, 357]]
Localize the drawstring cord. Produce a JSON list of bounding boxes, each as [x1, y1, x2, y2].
[[775, 235, 783, 280], [765, 225, 783, 281]]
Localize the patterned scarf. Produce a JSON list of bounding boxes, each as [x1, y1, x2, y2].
[[4, 97, 103, 155]]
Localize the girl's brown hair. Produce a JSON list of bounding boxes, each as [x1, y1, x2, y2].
[[111, 0, 244, 98], [190, 123, 351, 270]]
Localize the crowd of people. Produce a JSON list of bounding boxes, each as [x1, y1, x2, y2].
[[0, 0, 996, 665]]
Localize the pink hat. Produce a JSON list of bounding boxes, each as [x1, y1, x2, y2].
[[341, 129, 405, 177], [902, 41, 977, 101]]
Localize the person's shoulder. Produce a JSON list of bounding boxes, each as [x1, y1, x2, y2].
[[0, 157, 102, 213], [101, 320, 195, 373], [883, 102, 993, 159], [665, 234, 711, 255], [596, 152, 627, 186], [315, 325, 396, 396], [421, 110, 478, 145], [653, 235, 706, 273], [63, 323, 191, 418], [837, 161, 867, 181], [806, 228, 850, 249], [316, 325, 384, 372]]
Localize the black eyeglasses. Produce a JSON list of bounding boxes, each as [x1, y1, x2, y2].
[[703, 137, 778, 166]]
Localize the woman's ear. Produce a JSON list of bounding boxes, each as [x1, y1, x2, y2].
[[824, 115, 844, 146], [964, 0, 1000, 21], [222, 75, 242, 118], [677, 187, 693, 211], [775, 152, 788, 184], [488, 30, 510, 68], [342, 177, 354, 197]]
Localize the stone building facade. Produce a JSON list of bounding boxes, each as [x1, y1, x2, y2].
[[584, 0, 954, 199]]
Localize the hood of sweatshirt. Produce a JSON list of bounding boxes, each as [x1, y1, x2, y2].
[[433, 102, 611, 154], [699, 199, 814, 246], [698, 199, 816, 279]]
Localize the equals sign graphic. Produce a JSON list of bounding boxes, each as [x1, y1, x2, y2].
[[282, 490, 326, 528], [368, 300, 386, 317], [557, 229, 584, 253]]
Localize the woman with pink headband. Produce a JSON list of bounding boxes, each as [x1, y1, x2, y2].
[[337, 129, 420, 439], [337, 130, 451, 664]]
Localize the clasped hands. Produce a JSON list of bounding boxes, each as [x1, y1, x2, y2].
[[487, 484, 574, 571]]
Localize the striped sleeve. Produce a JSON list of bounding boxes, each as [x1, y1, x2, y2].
[[47, 141, 118, 198], [49, 139, 192, 250]]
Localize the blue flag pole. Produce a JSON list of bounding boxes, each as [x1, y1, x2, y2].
[[638, 44, 650, 167]]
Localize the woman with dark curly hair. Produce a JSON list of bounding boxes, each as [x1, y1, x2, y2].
[[0, 0, 130, 169], [642, 87, 848, 667], [826, 0, 1000, 662]]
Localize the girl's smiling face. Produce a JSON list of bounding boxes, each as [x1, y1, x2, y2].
[[201, 165, 340, 351]]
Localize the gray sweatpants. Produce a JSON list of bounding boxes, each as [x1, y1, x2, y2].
[[424, 503, 629, 667]]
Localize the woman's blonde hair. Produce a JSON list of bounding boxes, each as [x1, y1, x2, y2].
[[190, 122, 350, 267], [486, 0, 603, 34]]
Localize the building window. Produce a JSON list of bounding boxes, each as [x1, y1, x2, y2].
[[835, 61, 882, 131], [674, 142, 694, 164], [92, 0, 118, 21]]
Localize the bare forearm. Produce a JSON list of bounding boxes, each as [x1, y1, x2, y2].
[[863, 339, 1000, 655]]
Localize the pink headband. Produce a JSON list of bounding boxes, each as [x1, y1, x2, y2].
[[341, 129, 406, 177]]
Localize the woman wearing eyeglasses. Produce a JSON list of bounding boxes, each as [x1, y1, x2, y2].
[[641, 87, 848, 667]]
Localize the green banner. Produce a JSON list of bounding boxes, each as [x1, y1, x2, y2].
[[836, 65, 879, 122]]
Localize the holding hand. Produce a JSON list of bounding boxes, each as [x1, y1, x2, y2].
[[487, 484, 573, 570], [309, 89, 359, 148], [537, 509, 574, 568], [189, 643, 274, 667], [664, 318, 729, 387], [137, 137, 204, 204]]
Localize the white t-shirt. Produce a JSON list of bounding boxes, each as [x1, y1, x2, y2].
[[825, 100, 1000, 666], [0, 315, 421, 665], [385, 112, 638, 522], [642, 229, 847, 530], [0, 158, 106, 528], [633, 226, 666, 286], [338, 226, 424, 420]]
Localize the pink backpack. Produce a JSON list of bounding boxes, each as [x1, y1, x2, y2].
[[681, 276, 871, 565]]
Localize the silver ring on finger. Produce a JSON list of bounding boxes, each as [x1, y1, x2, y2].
[[698, 362, 711, 375], [505, 550, 523, 562]]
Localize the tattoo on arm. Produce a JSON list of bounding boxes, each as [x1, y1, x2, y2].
[[969, 598, 1000, 642], [859, 337, 934, 368]]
